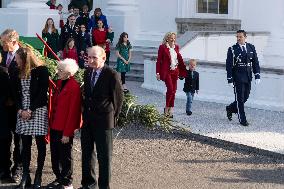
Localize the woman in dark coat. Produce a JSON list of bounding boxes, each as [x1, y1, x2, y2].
[[14, 47, 49, 189], [42, 18, 60, 60]]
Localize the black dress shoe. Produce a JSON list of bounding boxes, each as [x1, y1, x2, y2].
[[46, 179, 62, 189], [226, 106, 232, 121], [240, 121, 249, 126], [123, 89, 129, 93], [78, 183, 96, 189], [33, 171, 42, 189], [186, 111, 192, 116], [12, 167, 22, 183], [15, 174, 31, 189]]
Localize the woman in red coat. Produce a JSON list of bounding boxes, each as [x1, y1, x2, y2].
[[156, 32, 187, 118], [47, 58, 82, 189], [92, 19, 112, 65]]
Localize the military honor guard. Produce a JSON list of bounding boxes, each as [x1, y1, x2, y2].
[[225, 30, 261, 126], [60, 14, 79, 53]]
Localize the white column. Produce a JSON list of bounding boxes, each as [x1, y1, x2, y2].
[[107, 0, 138, 12], [7, 0, 49, 8], [230, 0, 240, 19], [92, 0, 104, 10], [177, 0, 193, 18], [106, 0, 140, 45], [263, 1, 284, 68]]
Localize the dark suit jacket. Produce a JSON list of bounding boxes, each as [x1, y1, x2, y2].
[[0, 51, 19, 103], [0, 67, 12, 138], [183, 70, 199, 93], [15, 66, 49, 111], [42, 30, 60, 59], [78, 32, 91, 52], [83, 65, 123, 129], [226, 43, 260, 83]]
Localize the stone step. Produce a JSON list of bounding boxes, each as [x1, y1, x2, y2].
[[109, 61, 144, 70], [125, 73, 144, 82], [108, 50, 147, 82], [109, 60, 144, 82]]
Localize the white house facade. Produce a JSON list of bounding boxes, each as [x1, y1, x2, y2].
[[1, 0, 284, 111]]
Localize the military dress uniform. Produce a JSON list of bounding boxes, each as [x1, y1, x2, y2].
[[60, 24, 79, 51], [226, 42, 260, 125]]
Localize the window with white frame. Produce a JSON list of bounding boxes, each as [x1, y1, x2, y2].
[[197, 0, 228, 14]]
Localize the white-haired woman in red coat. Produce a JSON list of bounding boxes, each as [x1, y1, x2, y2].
[[47, 58, 82, 189]]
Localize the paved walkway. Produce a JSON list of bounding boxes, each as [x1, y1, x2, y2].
[[127, 81, 284, 155]]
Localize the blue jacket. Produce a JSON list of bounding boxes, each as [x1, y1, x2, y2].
[[226, 43, 260, 83], [88, 14, 108, 31]]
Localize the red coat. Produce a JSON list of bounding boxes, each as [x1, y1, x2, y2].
[[92, 29, 110, 52], [63, 47, 78, 63], [156, 44, 187, 81], [50, 77, 82, 137]]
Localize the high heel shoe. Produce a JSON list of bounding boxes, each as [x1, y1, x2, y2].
[[15, 174, 31, 189], [164, 107, 169, 116], [168, 108, 173, 118]]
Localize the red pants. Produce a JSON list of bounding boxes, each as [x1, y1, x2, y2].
[[164, 70, 178, 107]]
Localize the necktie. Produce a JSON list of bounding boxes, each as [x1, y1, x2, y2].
[[6, 53, 13, 68], [242, 46, 246, 53], [90, 71, 97, 91]]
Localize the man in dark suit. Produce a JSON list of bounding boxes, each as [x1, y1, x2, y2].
[[226, 30, 260, 126], [80, 46, 123, 189], [0, 29, 23, 183], [0, 53, 14, 184], [76, 5, 90, 32]]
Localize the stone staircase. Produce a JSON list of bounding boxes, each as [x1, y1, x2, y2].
[[108, 47, 157, 82]]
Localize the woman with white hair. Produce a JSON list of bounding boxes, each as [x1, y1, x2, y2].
[[47, 58, 82, 189]]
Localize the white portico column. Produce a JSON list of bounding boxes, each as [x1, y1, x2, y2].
[[106, 0, 140, 45], [262, 1, 284, 68], [92, 0, 106, 11], [177, 0, 194, 18], [0, 0, 59, 37]]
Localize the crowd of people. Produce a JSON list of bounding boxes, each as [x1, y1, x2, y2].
[[0, 1, 261, 187], [156, 30, 260, 125], [42, 1, 132, 91], [0, 28, 124, 189]]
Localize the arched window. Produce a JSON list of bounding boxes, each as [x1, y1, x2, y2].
[[197, 0, 228, 14]]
